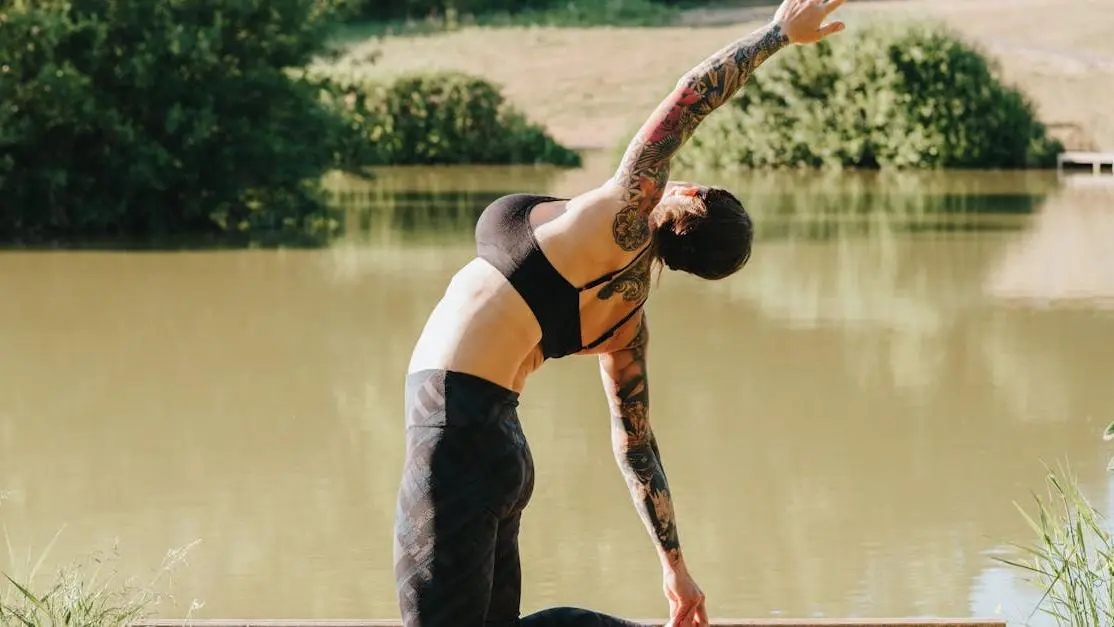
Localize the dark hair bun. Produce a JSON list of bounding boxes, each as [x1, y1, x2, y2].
[[657, 224, 692, 271], [655, 187, 752, 281]]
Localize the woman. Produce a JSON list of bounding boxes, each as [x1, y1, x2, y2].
[[394, 1, 848, 625]]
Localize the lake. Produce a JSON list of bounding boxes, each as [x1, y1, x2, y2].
[[2, 153, 1113, 625]]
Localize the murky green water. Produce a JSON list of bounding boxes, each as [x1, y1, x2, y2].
[[2, 154, 1113, 624]]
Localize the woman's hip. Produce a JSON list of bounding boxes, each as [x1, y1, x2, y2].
[[400, 368, 534, 518]]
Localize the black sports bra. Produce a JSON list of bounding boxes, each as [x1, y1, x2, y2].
[[474, 194, 650, 360]]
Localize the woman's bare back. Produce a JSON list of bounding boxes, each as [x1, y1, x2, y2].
[[406, 188, 651, 392]]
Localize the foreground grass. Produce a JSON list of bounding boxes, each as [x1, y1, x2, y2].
[[998, 424, 1114, 626], [1001, 463, 1114, 627], [0, 521, 200, 627]]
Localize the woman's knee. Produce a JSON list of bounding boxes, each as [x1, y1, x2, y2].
[[521, 607, 641, 626]]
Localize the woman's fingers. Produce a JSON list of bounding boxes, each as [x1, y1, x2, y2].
[[818, 0, 847, 38], [818, 20, 846, 38], [778, 0, 849, 44], [667, 596, 684, 626], [677, 601, 698, 627], [693, 600, 710, 626]]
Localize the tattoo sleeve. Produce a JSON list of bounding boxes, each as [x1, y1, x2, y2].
[[610, 21, 790, 251], [598, 316, 682, 569]]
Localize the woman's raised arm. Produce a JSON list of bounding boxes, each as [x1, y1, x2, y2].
[[607, 0, 848, 252]]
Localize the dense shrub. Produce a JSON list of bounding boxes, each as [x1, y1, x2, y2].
[[674, 21, 1063, 170], [320, 70, 582, 167], [0, 0, 578, 243], [0, 0, 357, 241]]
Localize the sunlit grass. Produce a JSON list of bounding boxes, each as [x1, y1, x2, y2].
[[1000, 447, 1114, 627], [0, 498, 201, 627], [331, 0, 680, 43]]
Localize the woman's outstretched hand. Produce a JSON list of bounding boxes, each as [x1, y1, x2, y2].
[[774, 0, 848, 45], [663, 564, 708, 627]]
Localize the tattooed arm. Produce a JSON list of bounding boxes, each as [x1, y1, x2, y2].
[[598, 315, 682, 569], [607, 23, 789, 251], [607, 0, 848, 252]]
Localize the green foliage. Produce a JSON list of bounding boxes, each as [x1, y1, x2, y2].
[[339, 0, 676, 27], [674, 21, 1063, 171], [2, 568, 152, 627], [0, 514, 200, 627], [1000, 465, 1114, 627], [0, 0, 356, 242], [319, 70, 582, 167], [1105, 421, 1114, 469]]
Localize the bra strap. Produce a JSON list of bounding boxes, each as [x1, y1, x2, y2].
[[581, 302, 646, 352], [578, 243, 653, 291]]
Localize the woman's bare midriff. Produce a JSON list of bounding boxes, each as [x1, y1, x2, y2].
[[407, 259, 546, 392], [406, 199, 647, 394]]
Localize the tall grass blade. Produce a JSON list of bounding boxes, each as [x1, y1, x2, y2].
[[3, 573, 47, 614], [26, 524, 66, 586], [0, 538, 200, 627], [1004, 465, 1114, 626]]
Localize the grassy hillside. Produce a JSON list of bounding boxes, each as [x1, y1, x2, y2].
[[335, 0, 1114, 152]]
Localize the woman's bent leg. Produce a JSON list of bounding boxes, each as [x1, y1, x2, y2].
[[395, 369, 527, 627], [485, 512, 525, 626], [394, 423, 501, 626]]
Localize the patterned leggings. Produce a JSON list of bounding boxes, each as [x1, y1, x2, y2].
[[394, 369, 647, 627]]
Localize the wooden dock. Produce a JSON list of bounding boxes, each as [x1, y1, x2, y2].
[[1057, 151, 1114, 174], [132, 618, 1007, 627]]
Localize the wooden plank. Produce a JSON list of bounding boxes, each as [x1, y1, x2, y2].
[[132, 618, 1007, 627], [1057, 151, 1114, 175], [1058, 151, 1114, 163]]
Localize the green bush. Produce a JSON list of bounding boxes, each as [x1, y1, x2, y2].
[[674, 21, 1062, 170], [0, 0, 356, 242], [319, 70, 582, 167]]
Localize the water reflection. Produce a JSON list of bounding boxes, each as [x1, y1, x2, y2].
[[0, 165, 1110, 625], [324, 164, 1061, 245], [323, 165, 567, 245], [986, 183, 1114, 308]]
